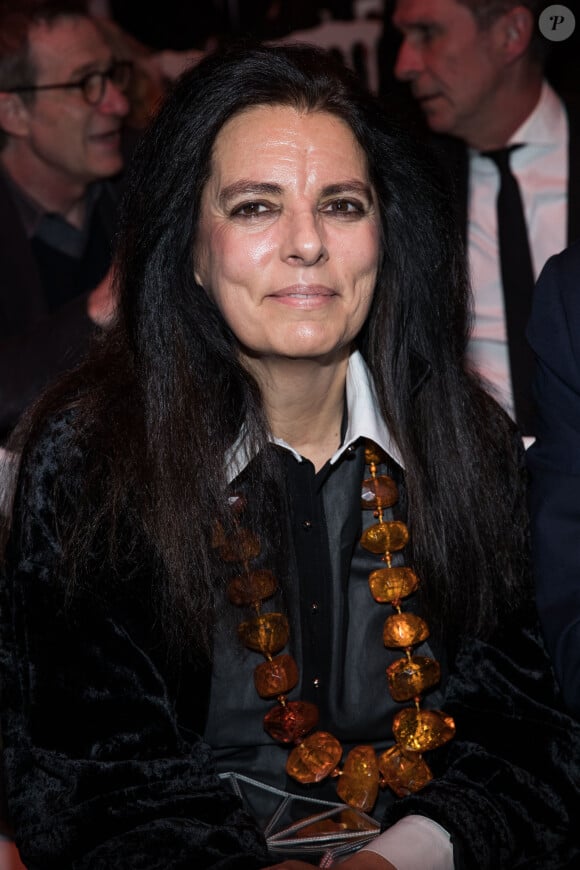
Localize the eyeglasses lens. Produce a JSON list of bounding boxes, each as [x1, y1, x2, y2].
[[111, 62, 132, 91], [83, 63, 132, 105]]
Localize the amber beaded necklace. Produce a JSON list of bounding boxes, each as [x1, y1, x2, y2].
[[216, 442, 455, 813]]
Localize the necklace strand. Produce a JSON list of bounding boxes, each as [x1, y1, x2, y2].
[[217, 441, 455, 812]]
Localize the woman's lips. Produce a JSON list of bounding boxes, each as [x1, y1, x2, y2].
[[267, 286, 337, 308]]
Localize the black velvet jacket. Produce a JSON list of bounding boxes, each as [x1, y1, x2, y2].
[[1, 414, 579, 869]]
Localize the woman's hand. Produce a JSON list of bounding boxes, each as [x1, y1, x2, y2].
[[265, 851, 397, 870]]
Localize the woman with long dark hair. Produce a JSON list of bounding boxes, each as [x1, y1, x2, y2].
[[0, 43, 578, 870]]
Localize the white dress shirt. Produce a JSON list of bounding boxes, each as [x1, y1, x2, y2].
[[466, 82, 568, 422]]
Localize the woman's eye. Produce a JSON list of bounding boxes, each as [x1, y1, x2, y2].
[[230, 202, 270, 217], [322, 198, 364, 215]]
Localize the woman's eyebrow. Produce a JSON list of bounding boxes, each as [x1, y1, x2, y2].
[[218, 179, 374, 207], [320, 181, 374, 199], [219, 181, 282, 207]]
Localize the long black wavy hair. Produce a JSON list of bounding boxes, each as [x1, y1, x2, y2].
[[3, 42, 529, 653]]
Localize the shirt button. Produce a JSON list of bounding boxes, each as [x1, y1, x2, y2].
[[302, 520, 312, 531], [312, 677, 320, 689], [311, 602, 319, 614]]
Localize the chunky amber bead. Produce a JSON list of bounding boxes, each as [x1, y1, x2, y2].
[[218, 527, 261, 562], [369, 566, 419, 603], [286, 731, 342, 783], [336, 745, 379, 812], [263, 700, 319, 743], [335, 809, 377, 833], [378, 745, 433, 796], [238, 613, 289, 655], [386, 655, 440, 701], [361, 521, 409, 554], [364, 444, 386, 465], [254, 654, 299, 698], [361, 475, 398, 511], [393, 708, 456, 753], [228, 569, 277, 606], [383, 613, 429, 648]]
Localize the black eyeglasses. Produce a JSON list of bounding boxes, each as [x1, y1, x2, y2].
[[7, 60, 133, 106]]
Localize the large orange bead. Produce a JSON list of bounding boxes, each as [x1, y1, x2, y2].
[[219, 527, 261, 562], [361, 475, 398, 511], [378, 745, 433, 796], [336, 745, 379, 812], [382, 613, 429, 648], [228, 569, 277, 606], [368, 566, 419, 603], [386, 655, 441, 701], [393, 708, 456, 753], [360, 521, 409, 554], [238, 613, 289, 655], [286, 731, 342, 783], [263, 700, 319, 743], [254, 654, 299, 698]]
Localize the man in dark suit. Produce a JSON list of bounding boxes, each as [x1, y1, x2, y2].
[[0, 2, 131, 442], [391, 0, 580, 437], [527, 240, 580, 718]]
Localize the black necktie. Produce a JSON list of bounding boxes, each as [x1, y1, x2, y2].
[[481, 145, 535, 435]]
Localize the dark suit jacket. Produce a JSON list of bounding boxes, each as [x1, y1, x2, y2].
[[527, 239, 580, 718], [0, 136, 135, 443]]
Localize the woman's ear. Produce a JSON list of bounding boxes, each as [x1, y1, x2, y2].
[[192, 242, 207, 291], [194, 268, 203, 288]]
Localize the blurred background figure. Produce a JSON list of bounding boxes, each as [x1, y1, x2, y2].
[[0, 0, 132, 444], [392, 0, 580, 439]]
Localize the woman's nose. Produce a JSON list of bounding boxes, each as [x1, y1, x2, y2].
[[280, 209, 328, 266]]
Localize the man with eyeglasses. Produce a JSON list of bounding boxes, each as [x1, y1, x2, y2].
[[0, 1, 133, 444]]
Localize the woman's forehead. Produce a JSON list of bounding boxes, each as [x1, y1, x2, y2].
[[206, 105, 369, 187]]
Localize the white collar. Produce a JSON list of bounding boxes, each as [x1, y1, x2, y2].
[[225, 349, 403, 483], [469, 80, 566, 169], [508, 80, 566, 149]]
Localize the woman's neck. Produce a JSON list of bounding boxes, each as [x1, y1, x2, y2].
[[243, 349, 351, 472]]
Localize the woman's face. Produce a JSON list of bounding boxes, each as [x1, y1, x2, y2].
[[194, 104, 380, 365]]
